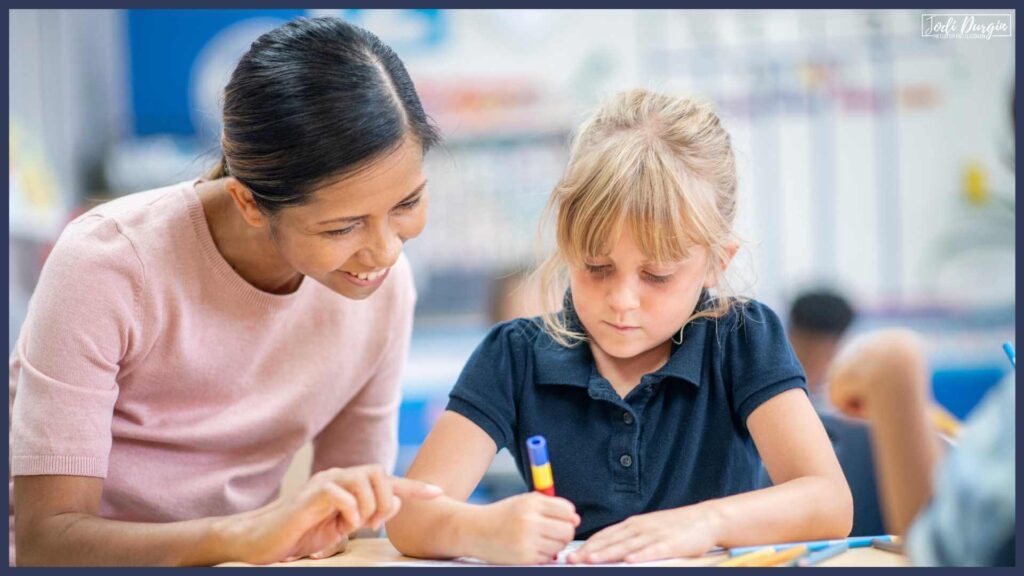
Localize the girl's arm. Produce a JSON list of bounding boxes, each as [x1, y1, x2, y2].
[[386, 411, 579, 564], [15, 466, 441, 566], [570, 388, 852, 564], [704, 387, 853, 544]]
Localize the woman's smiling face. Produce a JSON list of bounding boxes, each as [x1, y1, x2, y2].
[[266, 135, 428, 300]]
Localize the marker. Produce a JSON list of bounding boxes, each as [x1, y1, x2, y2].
[[716, 547, 775, 567], [930, 404, 961, 438], [727, 535, 894, 557], [792, 541, 849, 567], [745, 545, 808, 567], [526, 435, 555, 496], [1003, 341, 1015, 368], [872, 537, 904, 554]]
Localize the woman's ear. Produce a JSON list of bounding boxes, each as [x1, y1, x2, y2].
[[225, 177, 270, 228], [704, 243, 739, 289]]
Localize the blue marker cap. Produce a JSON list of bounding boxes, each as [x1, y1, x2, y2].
[[1002, 341, 1015, 368], [527, 436, 550, 467]]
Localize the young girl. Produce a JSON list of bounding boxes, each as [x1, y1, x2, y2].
[[386, 89, 852, 564]]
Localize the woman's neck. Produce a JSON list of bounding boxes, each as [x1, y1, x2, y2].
[[590, 339, 672, 399], [196, 179, 304, 295]]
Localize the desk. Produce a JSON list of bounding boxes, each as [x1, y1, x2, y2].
[[218, 538, 911, 567]]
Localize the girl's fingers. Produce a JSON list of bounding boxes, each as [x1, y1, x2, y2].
[[539, 497, 578, 522], [624, 541, 673, 563], [389, 476, 444, 500], [538, 517, 576, 543], [582, 533, 652, 564]]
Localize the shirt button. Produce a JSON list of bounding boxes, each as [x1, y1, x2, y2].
[[622, 411, 634, 425], [619, 454, 633, 468]]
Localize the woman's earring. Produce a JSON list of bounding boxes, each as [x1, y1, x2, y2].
[[672, 327, 685, 345]]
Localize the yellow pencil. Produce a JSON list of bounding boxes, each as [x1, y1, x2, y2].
[[717, 547, 775, 567], [930, 404, 961, 438], [744, 545, 809, 567]]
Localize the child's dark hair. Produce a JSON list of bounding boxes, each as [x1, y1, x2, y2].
[[788, 289, 856, 337], [205, 16, 441, 213]]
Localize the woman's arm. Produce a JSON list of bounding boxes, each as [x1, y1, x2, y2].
[[386, 411, 579, 564], [15, 466, 441, 566], [570, 388, 852, 564]]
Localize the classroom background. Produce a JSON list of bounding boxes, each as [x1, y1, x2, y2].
[[8, 9, 1016, 505]]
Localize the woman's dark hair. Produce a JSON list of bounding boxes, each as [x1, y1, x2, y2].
[[205, 16, 441, 213]]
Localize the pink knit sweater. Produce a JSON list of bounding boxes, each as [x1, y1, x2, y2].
[[8, 180, 416, 564]]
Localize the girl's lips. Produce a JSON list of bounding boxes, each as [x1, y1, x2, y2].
[[342, 267, 390, 288], [605, 321, 640, 332]]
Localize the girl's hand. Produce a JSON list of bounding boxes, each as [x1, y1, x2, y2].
[[221, 465, 442, 565], [567, 505, 720, 564], [828, 329, 928, 419], [472, 492, 580, 564]]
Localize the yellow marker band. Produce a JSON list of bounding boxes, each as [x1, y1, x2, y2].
[[531, 462, 553, 490]]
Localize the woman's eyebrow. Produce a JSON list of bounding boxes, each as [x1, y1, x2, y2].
[[316, 180, 428, 226]]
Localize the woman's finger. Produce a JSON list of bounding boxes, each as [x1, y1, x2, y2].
[[366, 468, 394, 530], [309, 534, 348, 560], [389, 476, 444, 499], [341, 475, 377, 529], [320, 482, 361, 532]]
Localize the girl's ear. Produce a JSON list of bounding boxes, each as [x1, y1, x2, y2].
[[704, 243, 739, 289], [225, 177, 271, 229]]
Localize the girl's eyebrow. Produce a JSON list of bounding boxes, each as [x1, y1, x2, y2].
[[315, 180, 428, 226]]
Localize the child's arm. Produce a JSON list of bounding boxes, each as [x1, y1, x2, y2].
[[827, 329, 944, 534], [570, 388, 852, 564], [386, 411, 579, 564]]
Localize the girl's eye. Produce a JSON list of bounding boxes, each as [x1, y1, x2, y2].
[[644, 271, 673, 284], [585, 264, 611, 277]]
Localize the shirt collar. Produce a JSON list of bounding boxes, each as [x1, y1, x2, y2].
[[534, 290, 709, 389]]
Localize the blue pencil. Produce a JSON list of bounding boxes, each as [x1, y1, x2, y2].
[[793, 541, 850, 567], [727, 535, 893, 557], [1003, 341, 1015, 368]]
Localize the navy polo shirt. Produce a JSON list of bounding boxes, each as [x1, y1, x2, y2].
[[446, 298, 807, 539]]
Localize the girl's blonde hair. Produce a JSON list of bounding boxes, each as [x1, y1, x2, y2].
[[535, 89, 742, 347]]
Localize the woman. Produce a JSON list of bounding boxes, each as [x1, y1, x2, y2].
[[9, 17, 441, 566]]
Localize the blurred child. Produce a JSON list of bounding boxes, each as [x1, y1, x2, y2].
[[829, 330, 1014, 566], [387, 89, 852, 564], [787, 289, 856, 412]]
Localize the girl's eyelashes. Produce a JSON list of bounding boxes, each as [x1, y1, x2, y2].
[[644, 271, 673, 284]]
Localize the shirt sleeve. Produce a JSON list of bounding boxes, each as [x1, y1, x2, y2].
[[722, 300, 808, 431], [310, 256, 416, 475], [907, 373, 1016, 567], [9, 214, 144, 478], [445, 321, 527, 452]]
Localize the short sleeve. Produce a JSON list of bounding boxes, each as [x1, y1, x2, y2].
[[445, 321, 527, 452], [9, 214, 144, 478], [722, 301, 807, 430]]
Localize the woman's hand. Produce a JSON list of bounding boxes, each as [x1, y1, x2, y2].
[[470, 492, 579, 565], [221, 465, 442, 565], [828, 328, 928, 419], [567, 504, 720, 564]]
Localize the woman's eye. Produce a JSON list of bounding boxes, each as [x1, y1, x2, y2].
[[394, 196, 422, 212], [324, 225, 357, 237]]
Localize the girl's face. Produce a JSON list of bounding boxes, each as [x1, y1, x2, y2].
[[569, 229, 716, 361], [266, 135, 428, 300]]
